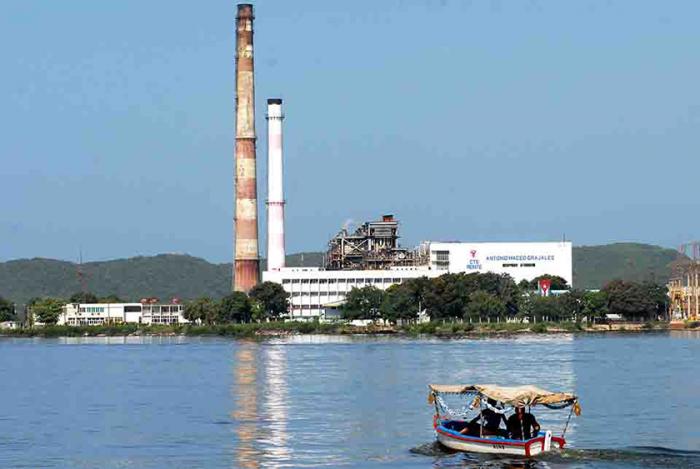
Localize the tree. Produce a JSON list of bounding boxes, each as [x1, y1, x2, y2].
[[183, 297, 219, 325], [342, 286, 385, 320], [99, 294, 125, 303], [0, 296, 15, 322], [32, 298, 64, 325], [69, 292, 99, 303], [423, 274, 469, 320], [380, 285, 416, 323], [603, 280, 666, 321], [582, 290, 608, 322], [530, 275, 570, 291], [464, 290, 506, 322], [518, 279, 533, 292], [529, 296, 561, 322], [379, 277, 431, 323], [555, 290, 585, 322], [219, 292, 252, 323], [249, 282, 289, 320]]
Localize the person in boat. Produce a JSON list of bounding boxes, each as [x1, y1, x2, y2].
[[506, 406, 540, 440], [460, 399, 508, 437]]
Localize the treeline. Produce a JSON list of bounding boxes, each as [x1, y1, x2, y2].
[[341, 273, 668, 323], [2, 283, 290, 326], [181, 282, 288, 324]]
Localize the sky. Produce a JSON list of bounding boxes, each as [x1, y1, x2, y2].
[[1, 0, 699, 263]]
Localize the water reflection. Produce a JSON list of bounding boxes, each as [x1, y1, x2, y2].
[[232, 342, 260, 468], [262, 345, 290, 467]]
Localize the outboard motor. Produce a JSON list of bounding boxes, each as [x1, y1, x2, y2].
[[544, 430, 552, 452]]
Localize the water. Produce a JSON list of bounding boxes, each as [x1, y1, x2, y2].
[[0, 332, 698, 468]]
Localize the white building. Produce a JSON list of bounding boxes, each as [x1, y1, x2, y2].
[[429, 241, 572, 285], [58, 303, 188, 326], [262, 266, 433, 320], [263, 241, 573, 320]]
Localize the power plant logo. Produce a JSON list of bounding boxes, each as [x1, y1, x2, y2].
[[467, 249, 482, 271]]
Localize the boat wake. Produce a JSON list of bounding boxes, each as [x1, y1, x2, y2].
[[410, 442, 700, 468]]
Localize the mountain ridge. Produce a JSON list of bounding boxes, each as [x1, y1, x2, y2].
[[0, 245, 680, 304]]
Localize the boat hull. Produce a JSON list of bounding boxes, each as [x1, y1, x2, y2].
[[435, 423, 565, 457]]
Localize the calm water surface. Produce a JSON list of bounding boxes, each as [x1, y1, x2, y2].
[[0, 333, 698, 468]]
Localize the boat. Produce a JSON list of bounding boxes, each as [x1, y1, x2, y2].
[[428, 384, 581, 457]]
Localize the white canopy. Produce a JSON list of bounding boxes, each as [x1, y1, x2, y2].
[[429, 384, 576, 407]]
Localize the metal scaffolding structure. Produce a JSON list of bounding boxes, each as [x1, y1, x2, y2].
[[668, 241, 700, 320], [324, 215, 428, 270]]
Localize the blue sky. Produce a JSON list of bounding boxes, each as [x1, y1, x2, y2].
[[2, 0, 699, 262]]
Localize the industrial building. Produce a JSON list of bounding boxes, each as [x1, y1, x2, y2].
[[263, 216, 573, 320], [235, 3, 574, 319], [56, 302, 188, 326]]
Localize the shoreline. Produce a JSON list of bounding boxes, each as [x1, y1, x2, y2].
[[1, 321, 695, 339]]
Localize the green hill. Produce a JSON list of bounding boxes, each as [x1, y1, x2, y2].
[[0, 244, 681, 304], [572, 243, 681, 290]]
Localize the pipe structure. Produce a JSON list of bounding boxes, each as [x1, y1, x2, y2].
[[233, 3, 260, 292], [266, 98, 286, 271]]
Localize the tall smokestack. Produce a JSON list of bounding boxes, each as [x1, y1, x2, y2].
[[233, 3, 259, 292], [266, 98, 285, 271]]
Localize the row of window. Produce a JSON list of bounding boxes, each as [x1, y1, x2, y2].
[[79, 307, 105, 313], [150, 317, 180, 324], [501, 263, 537, 267], [292, 291, 351, 297], [282, 278, 404, 285], [290, 304, 323, 310], [142, 306, 183, 313]]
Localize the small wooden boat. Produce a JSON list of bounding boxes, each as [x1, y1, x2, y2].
[[429, 384, 580, 457]]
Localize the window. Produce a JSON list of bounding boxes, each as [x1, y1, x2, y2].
[[124, 305, 142, 313], [292, 279, 300, 284], [392, 278, 401, 283], [328, 279, 337, 284], [301, 279, 310, 284], [502, 263, 518, 268], [434, 250, 450, 261], [310, 279, 318, 284], [373, 278, 382, 283], [337, 279, 346, 283], [282, 279, 291, 284], [520, 263, 536, 267]]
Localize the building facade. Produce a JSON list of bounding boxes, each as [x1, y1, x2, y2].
[[58, 303, 188, 326], [262, 266, 433, 320], [263, 241, 573, 320], [429, 241, 573, 285]]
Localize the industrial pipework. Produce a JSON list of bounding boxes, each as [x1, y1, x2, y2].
[[266, 98, 286, 271], [233, 3, 260, 292]]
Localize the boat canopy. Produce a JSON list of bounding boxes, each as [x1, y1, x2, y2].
[[429, 384, 577, 407]]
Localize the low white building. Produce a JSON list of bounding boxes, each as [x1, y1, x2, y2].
[[58, 303, 188, 326], [262, 266, 433, 320], [263, 241, 573, 320]]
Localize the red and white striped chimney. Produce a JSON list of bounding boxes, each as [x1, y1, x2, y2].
[[266, 98, 285, 271], [233, 3, 260, 292]]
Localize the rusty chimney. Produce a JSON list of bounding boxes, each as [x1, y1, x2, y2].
[[233, 3, 260, 292]]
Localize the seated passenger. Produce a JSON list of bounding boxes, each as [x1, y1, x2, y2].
[[506, 406, 540, 440], [460, 399, 507, 437]]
